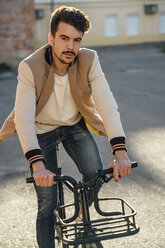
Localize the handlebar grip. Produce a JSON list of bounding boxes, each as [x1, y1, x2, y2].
[[101, 161, 138, 175], [26, 177, 35, 183], [26, 175, 61, 184], [131, 161, 138, 168], [26, 175, 77, 185]]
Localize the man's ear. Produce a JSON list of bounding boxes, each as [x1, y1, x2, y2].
[[48, 32, 54, 46]]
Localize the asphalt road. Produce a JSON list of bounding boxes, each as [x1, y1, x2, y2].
[[0, 43, 165, 248]]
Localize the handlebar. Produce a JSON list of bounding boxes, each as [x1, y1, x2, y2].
[[26, 161, 138, 184]]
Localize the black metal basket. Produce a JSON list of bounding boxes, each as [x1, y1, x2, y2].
[[54, 197, 140, 246]]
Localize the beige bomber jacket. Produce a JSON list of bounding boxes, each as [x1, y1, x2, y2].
[[0, 44, 126, 166]]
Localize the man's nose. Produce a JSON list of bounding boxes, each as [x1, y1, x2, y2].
[[67, 40, 74, 50]]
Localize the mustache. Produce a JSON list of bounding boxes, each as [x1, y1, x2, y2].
[[62, 51, 76, 56]]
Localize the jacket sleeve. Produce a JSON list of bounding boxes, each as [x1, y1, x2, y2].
[[89, 51, 127, 154], [14, 61, 44, 166]]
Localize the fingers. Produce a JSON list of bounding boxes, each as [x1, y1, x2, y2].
[[108, 160, 131, 182], [114, 163, 119, 182], [34, 170, 56, 187], [127, 164, 131, 175], [108, 162, 119, 182], [120, 163, 131, 177]]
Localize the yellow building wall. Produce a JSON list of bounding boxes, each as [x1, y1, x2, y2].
[[34, 0, 165, 48]]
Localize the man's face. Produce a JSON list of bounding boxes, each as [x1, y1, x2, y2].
[[49, 22, 83, 65]]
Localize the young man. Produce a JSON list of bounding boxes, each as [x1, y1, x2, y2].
[[0, 6, 131, 248]]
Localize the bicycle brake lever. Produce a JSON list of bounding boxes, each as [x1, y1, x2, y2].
[[95, 171, 113, 188]]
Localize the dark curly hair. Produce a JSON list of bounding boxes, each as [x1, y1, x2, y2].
[[50, 6, 91, 36]]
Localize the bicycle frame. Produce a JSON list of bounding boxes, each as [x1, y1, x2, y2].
[[53, 151, 140, 246]]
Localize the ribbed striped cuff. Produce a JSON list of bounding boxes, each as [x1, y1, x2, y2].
[[110, 137, 127, 155], [25, 149, 45, 167]]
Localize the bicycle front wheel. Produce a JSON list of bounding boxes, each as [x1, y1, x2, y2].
[[81, 241, 104, 248]]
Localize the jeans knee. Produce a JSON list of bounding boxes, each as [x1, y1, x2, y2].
[[84, 162, 101, 180], [38, 197, 57, 219], [35, 185, 57, 219], [85, 169, 97, 180]]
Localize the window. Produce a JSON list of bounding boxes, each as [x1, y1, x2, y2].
[[126, 14, 139, 36], [35, 9, 44, 19], [160, 13, 165, 33], [105, 15, 118, 37]]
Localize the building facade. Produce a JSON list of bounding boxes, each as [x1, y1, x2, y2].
[[34, 0, 165, 47], [0, 0, 35, 68]]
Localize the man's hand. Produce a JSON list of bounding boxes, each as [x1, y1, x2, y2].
[[32, 161, 56, 187], [108, 150, 131, 182]]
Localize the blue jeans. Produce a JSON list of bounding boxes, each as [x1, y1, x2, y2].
[[32, 118, 103, 248]]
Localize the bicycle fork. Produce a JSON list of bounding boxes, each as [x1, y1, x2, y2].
[[79, 185, 90, 223], [78, 184, 103, 248]]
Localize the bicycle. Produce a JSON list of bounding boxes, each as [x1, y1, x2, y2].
[[26, 145, 139, 247]]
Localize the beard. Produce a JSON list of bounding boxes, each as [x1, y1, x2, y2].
[[53, 49, 76, 65], [58, 57, 71, 64]]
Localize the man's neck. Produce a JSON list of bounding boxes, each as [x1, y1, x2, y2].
[[52, 51, 69, 76], [53, 61, 68, 76]]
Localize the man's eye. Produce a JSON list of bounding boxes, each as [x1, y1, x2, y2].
[[62, 37, 67, 40], [75, 39, 81, 42]]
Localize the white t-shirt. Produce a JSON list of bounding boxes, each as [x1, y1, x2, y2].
[[35, 72, 81, 134]]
